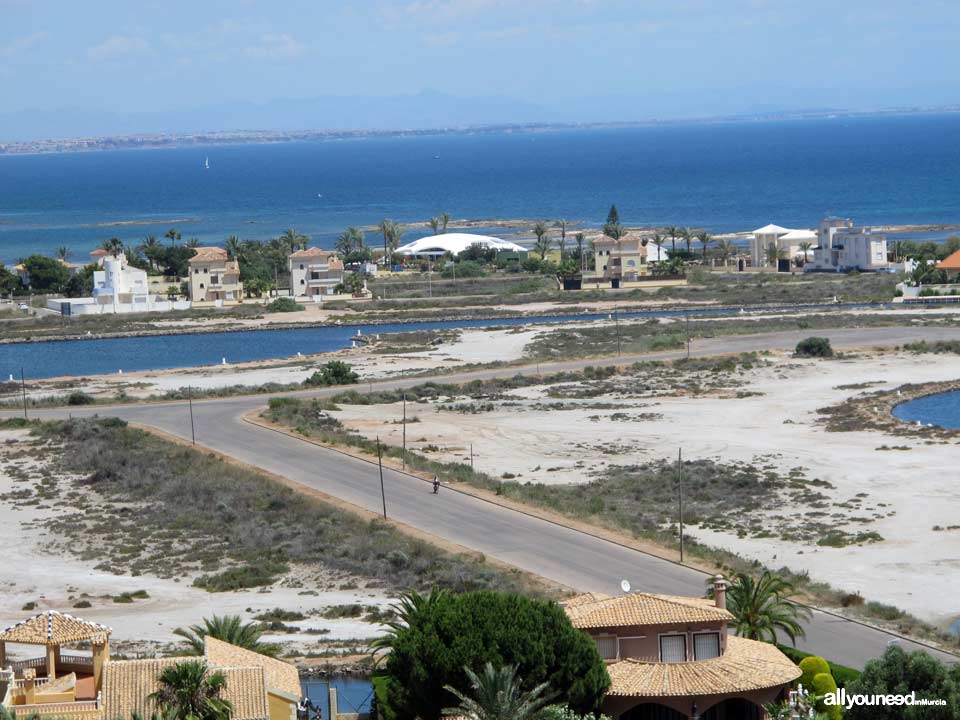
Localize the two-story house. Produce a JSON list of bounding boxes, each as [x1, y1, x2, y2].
[[288, 247, 344, 299], [562, 578, 800, 720], [188, 247, 243, 305], [593, 233, 650, 287]]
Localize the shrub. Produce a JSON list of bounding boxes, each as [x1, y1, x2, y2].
[[21, 601, 37, 611], [812, 672, 841, 719], [799, 655, 831, 690], [380, 590, 609, 720], [304, 360, 359, 386], [441, 261, 485, 279], [67, 391, 96, 405], [72, 600, 92, 609], [265, 297, 304, 313], [795, 336, 833, 358], [194, 559, 290, 592]]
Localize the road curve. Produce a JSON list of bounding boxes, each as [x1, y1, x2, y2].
[[12, 324, 960, 668]]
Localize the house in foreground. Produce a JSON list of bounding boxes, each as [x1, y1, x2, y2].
[[0, 610, 300, 720], [562, 578, 800, 720], [288, 247, 344, 300], [188, 246, 244, 305]]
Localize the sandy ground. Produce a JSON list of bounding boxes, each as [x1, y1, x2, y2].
[[0, 429, 392, 655], [328, 350, 960, 625]]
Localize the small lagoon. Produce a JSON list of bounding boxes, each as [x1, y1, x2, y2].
[[892, 390, 960, 430]]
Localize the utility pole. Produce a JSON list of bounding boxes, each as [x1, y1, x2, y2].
[[187, 386, 196, 444], [20, 367, 28, 420], [677, 448, 685, 563], [377, 436, 387, 519], [615, 307, 622, 357], [470, 443, 474, 471], [401, 390, 407, 469], [686, 315, 691, 360]]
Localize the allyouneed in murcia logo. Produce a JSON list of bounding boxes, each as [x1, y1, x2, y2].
[[823, 688, 947, 710]]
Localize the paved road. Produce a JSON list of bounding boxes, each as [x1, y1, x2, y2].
[[14, 324, 960, 668]]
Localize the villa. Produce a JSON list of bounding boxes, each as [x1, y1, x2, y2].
[[188, 246, 244, 305], [805, 217, 889, 273], [288, 247, 344, 300], [593, 233, 668, 287], [562, 578, 800, 720], [0, 611, 301, 720], [748, 224, 817, 270]]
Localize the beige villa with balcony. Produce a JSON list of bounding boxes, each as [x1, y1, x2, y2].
[[0, 611, 301, 720], [188, 246, 244, 305], [562, 578, 800, 720], [288, 247, 344, 299]]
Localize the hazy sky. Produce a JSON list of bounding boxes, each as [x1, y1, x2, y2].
[[2, 0, 959, 137]]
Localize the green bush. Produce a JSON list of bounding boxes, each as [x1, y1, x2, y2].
[[380, 590, 610, 720], [441, 261, 485, 279], [265, 297, 304, 313], [845, 645, 959, 719], [799, 655, 831, 690], [812, 672, 841, 719], [194, 559, 290, 591], [777, 645, 860, 689], [72, 600, 92, 609], [795, 336, 833, 358], [67, 391, 96, 405], [304, 360, 359, 386]]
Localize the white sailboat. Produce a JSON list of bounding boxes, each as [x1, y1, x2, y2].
[[204, 156, 210, 170]]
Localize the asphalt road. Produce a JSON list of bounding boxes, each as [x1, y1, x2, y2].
[[14, 324, 960, 668]]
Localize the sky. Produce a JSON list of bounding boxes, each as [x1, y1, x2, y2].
[[1, 0, 959, 140]]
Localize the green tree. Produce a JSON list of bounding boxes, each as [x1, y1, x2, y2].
[[716, 238, 734, 267], [173, 614, 278, 657], [439, 212, 451, 234], [139, 236, 163, 271], [724, 571, 811, 644], [21, 255, 70, 292], [428, 216, 441, 235], [798, 240, 813, 264], [532, 222, 552, 260], [378, 590, 609, 720], [165, 228, 182, 246], [605, 204, 619, 226], [148, 660, 233, 720], [573, 232, 586, 267], [844, 645, 960, 719], [55, 246, 71, 261], [224, 236, 242, 261], [64, 264, 96, 298], [336, 227, 366, 256], [378, 219, 396, 267], [666, 225, 680, 253], [0, 265, 22, 295], [555, 219, 569, 261], [765, 241, 786, 267], [442, 663, 554, 720], [799, 655, 831, 690], [280, 228, 309, 253], [305, 361, 359, 386], [101, 237, 124, 257], [696, 231, 712, 259], [681, 227, 693, 253], [795, 336, 833, 358]]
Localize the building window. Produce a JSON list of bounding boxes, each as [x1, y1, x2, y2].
[[594, 636, 618, 660], [659, 634, 686, 663], [300, 264, 305, 270], [693, 633, 720, 660], [199, 283, 205, 289], [300, 279, 305, 285]]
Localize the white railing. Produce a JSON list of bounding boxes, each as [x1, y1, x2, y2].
[[11, 699, 99, 718], [11, 676, 50, 689], [10, 658, 45, 673], [59, 655, 93, 667]]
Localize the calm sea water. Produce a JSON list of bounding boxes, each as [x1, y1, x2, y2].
[[892, 390, 960, 430], [1, 114, 960, 264]]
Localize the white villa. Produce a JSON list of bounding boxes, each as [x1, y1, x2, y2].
[[288, 247, 344, 300], [748, 225, 817, 269], [47, 251, 190, 316], [805, 217, 890, 272]]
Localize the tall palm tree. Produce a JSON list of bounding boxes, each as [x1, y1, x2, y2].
[[186, 238, 200, 249], [532, 221, 551, 260], [173, 614, 278, 657], [722, 571, 812, 644], [388, 221, 404, 255], [717, 238, 734, 267], [442, 663, 553, 720], [336, 227, 365, 256], [279, 228, 309, 253], [681, 227, 693, 253], [555, 219, 568, 261], [666, 225, 679, 253], [650, 233, 665, 263], [148, 660, 233, 720], [165, 228, 182, 247], [439, 212, 451, 234], [428, 217, 441, 235], [765, 241, 786, 267], [224, 236, 242, 261], [378, 219, 395, 266], [55, 246, 71, 261], [798, 240, 813, 265], [101, 237, 124, 257], [574, 232, 586, 271], [696, 231, 712, 259]]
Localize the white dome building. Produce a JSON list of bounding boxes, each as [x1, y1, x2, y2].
[[395, 232, 527, 257]]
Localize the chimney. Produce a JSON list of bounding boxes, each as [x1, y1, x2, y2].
[[713, 575, 728, 610]]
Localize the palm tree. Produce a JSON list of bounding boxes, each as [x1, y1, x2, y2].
[[722, 571, 812, 644], [439, 212, 451, 234], [165, 228, 182, 247], [372, 589, 448, 663], [442, 663, 553, 720], [55, 246, 71, 261], [717, 238, 734, 267], [666, 225, 679, 253], [378, 218, 395, 267], [681, 227, 693, 253], [532, 221, 551, 260], [388, 221, 404, 255], [574, 232, 586, 271], [148, 660, 233, 720], [186, 238, 200, 249], [173, 614, 278, 657], [279, 228, 309, 253], [798, 240, 813, 265], [765, 241, 786, 267], [336, 227, 365, 256], [696, 231, 712, 259], [650, 233, 665, 263], [555, 219, 568, 261], [224, 236, 242, 261], [101, 237, 123, 257], [428, 217, 441, 235]]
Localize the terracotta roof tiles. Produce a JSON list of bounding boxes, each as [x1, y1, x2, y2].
[[0, 611, 112, 646], [204, 636, 301, 698], [562, 592, 733, 629]]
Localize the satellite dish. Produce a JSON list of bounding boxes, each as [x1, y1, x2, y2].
[[620, 579, 631, 594]]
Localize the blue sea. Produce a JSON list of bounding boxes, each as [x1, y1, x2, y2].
[[1, 114, 960, 264]]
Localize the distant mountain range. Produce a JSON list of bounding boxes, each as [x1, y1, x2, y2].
[[1, 89, 958, 154]]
